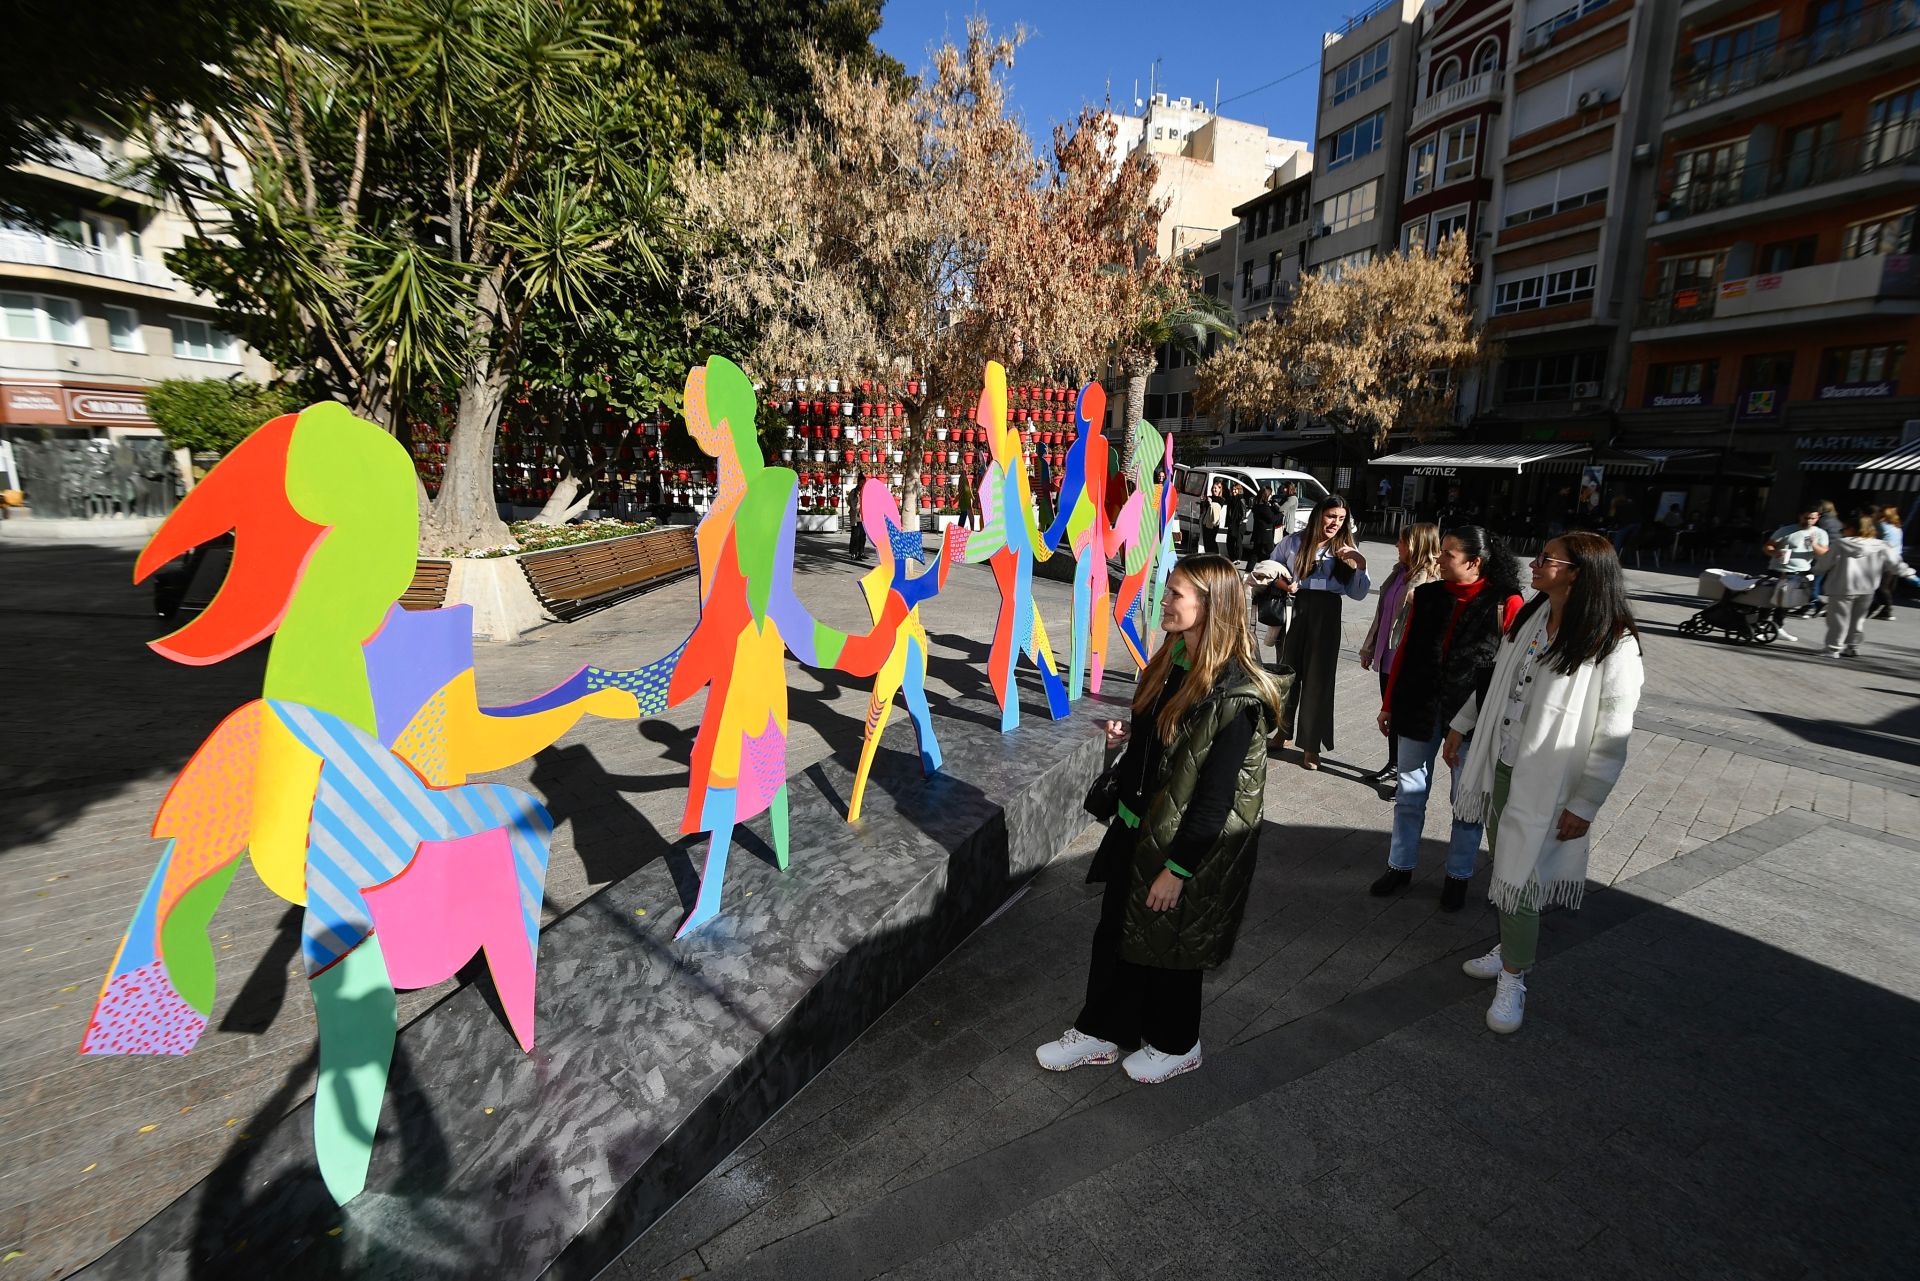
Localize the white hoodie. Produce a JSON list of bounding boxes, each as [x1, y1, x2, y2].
[[1815, 535, 1915, 599]]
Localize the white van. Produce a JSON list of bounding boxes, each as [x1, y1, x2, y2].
[[1171, 465, 1334, 557]]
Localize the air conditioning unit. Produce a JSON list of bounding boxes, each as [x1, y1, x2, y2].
[[1572, 381, 1601, 400], [1312, 223, 1331, 238], [1577, 88, 1612, 110], [1523, 27, 1551, 53]]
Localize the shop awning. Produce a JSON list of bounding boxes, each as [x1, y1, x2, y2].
[[1801, 453, 1872, 471], [1852, 441, 1920, 492], [1367, 443, 1589, 473], [1626, 448, 1717, 468], [1531, 447, 1660, 477]]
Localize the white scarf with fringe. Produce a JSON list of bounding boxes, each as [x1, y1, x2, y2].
[[1451, 611, 1644, 914]]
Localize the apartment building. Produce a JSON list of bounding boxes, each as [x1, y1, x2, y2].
[[1307, 0, 1428, 280], [1620, 0, 1920, 523], [1, 129, 271, 516]]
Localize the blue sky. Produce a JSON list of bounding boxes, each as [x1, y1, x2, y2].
[[873, 1, 1375, 149]]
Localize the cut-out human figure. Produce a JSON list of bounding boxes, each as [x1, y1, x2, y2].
[[670, 357, 901, 936], [959, 361, 1070, 731], [846, 477, 958, 822], [83, 402, 677, 1204], [1039, 383, 1116, 700], [1112, 425, 1179, 669]]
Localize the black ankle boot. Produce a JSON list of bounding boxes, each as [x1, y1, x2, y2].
[[1369, 867, 1412, 897], [1440, 876, 1470, 912]]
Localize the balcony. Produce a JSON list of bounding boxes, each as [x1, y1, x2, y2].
[[29, 136, 159, 196], [1668, 1, 1920, 126], [0, 228, 176, 289], [1633, 253, 1920, 338], [1410, 69, 1506, 132], [1650, 129, 1920, 237]]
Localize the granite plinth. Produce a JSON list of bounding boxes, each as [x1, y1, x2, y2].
[[77, 689, 1108, 1281]]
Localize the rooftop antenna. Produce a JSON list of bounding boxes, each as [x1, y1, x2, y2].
[[1148, 57, 1160, 104], [1213, 78, 1220, 115]]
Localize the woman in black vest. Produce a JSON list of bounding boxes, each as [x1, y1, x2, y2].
[[1273, 494, 1371, 770], [1036, 555, 1284, 1085], [1370, 526, 1524, 910]]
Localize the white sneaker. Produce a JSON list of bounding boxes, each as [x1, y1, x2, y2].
[[1122, 1041, 1203, 1084], [1486, 970, 1526, 1034], [1775, 630, 1797, 642], [1034, 1028, 1121, 1072], [1462, 944, 1504, 980]]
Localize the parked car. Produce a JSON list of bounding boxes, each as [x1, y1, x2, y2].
[[1170, 465, 1335, 557]]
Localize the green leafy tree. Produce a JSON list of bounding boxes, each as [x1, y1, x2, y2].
[[146, 378, 302, 454]]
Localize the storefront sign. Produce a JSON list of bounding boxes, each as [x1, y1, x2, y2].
[[1, 382, 66, 424], [1646, 391, 1708, 408], [1737, 387, 1785, 420], [67, 389, 154, 424], [1816, 381, 1895, 400], [1796, 433, 1898, 451], [1412, 466, 1458, 477]]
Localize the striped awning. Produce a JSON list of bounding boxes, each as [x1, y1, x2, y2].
[[1367, 443, 1588, 473], [1802, 453, 1876, 471], [1532, 447, 1660, 477], [1627, 448, 1716, 467], [1852, 441, 1920, 492]]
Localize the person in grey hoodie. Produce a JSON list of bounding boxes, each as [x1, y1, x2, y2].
[[1814, 507, 1920, 658]]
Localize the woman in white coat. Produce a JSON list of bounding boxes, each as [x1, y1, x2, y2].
[[1442, 531, 1643, 1034]]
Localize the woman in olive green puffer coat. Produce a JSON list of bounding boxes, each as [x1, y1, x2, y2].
[[1034, 555, 1285, 1085]]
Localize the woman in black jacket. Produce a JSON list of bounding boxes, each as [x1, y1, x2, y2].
[[1369, 526, 1524, 911], [1036, 555, 1284, 1084]]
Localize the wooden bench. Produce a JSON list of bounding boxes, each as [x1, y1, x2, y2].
[[400, 560, 452, 611], [519, 526, 699, 621]]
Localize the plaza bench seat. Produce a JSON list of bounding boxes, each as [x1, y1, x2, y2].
[[519, 526, 698, 621], [400, 560, 452, 611]]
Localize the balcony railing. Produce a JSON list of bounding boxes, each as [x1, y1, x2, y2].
[[1410, 68, 1506, 131], [1636, 252, 1919, 327], [0, 229, 175, 288], [1655, 129, 1920, 221], [37, 136, 158, 194], [1669, 0, 1920, 116]]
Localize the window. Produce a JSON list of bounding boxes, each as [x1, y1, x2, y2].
[[1256, 206, 1270, 238], [1325, 110, 1386, 171], [1658, 252, 1723, 300], [1739, 351, 1794, 391], [1757, 235, 1818, 273], [1241, 259, 1254, 299], [1330, 39, 1391, 105], [1493, 262, 1596, 314], [1777, 116, 1841, 192], [169, 315, 239, 362], [104, 304, 143, 352], [1843, 208, 1916, 257], [1322, 249, 1374, 282], [1866, 83, 1920, 169], [1440, 119, 1479, 183], [1472, 39, 1500, 75], [1202, 272, 1221, 299], [1179, 392, 1194, 420], [1670, 140, 1746, 215], [1503, 154, 1610, 226], [2, 291, 86, 344], [1319, 179, 1379, 234], [1820, 342, 1906, 385], [1686, 16, 1782, 101], [1432, 207, 1470, 245], [1145, 393, 1166, 422], [1408, 137, 1438, 196], [1434, 57, 1462, 91], [1501, 350, 1606, 403], [1649, 360, 1717, 398], [1401, 215, 1430, 253]]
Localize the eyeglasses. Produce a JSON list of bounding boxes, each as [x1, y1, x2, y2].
[[1531, 556, 1575, 568]]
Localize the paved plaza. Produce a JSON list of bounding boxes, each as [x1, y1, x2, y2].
[[2, 532, 1917, 1279]]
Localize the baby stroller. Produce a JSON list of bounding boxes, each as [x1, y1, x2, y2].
[[1678, 569, 1812, 645]]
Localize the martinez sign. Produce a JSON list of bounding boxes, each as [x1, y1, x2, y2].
[[1412, 466, 1459, 477]]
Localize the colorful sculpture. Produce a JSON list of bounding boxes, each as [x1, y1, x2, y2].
[[1112, 424, 1178, 669], [669, 357, 900, 936], [1039, 383, 1117, 700], [845, 478, 958, 822], [959, 361, 1070, 731], [82, 402, 677, 1203]]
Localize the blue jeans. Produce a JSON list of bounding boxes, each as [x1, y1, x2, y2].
[[1388, 727, 1484, 879]]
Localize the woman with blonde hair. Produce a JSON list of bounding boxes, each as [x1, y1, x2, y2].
[[1360, 523, 1441, 790], [1272, 494, 1371, 769], [1870, 504, 1906, 621], [1038, 555, 1285, 1084]]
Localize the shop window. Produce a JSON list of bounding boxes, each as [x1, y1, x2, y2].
[[1502, 350, 1606, 403], [1820, 342, 1906, 385], [1757, 235, 1818, 273], [1330, 39, 1392, 106], [1649, 360, 1717, 398], [2, 291, 86, 345], [1843, 208, 1916, 257]]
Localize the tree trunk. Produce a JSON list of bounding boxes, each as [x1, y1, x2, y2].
[[903, 399, 926, 523], [1121, 356, 1153, 471], [422, 366, 512, 555], [530, 458, 594, 526]]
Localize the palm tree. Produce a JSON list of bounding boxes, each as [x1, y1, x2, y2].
[[1118, 284, 1237, 467]]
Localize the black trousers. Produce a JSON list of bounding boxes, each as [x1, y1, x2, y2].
[[1074, 830, 1203, 1055]]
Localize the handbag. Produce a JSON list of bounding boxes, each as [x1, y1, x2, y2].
[[1083, 766, 1121, 821], [1255, 585, 1290, 628]]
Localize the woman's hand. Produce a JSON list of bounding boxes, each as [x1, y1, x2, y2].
[[1359, 651, 1373, 671], [1442, 730, 1464, 769], [1376, 708, 1392, 738], [1146, 869, 1184, 911], [1556, 810, 1591, 841], [1337, 548, 1366, 572], [1281, 575, 1300, 595], [1101, 719, 1131, 749]]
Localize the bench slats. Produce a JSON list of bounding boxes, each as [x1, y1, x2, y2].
[[517, 528, 698, 621]]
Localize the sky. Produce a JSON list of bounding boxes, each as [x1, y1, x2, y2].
[[872, 0, 1381, 149]]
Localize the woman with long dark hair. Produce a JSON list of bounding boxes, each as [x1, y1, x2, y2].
[[1036, 555, 1284, 1083], [1272, 494, 1370, 770], [1370, 526, 1523, 910], [1443, 532, 1644, 1033]]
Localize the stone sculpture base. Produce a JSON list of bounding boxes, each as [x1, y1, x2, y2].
[[80, 691, 1108, 1280]]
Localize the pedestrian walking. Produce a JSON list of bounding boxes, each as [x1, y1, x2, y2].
[[846, 478, 868, 561], [1870, 505, 1905, 621], [1359, 523, 1441, 792], [1813, 507, 1920, 658], [1273, 494, 1371, 770], [1810, 500, 1845, 615], [1444, 532, 1645, 1033], [1036, 555, 1285, 1083], [1369, 526, 1524, 910], [1247, 558, 1290, 669], [1200, 481, 1226, 555], [1249, 485, 1284, 570], [1763, 507, 1827, 637], [1275, 482, 1301, 543]]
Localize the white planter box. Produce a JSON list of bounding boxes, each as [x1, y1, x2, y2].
[[797, 514, 841, 533]]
